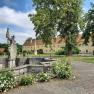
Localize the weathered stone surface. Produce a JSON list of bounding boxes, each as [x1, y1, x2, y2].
[[0, 57, 54, 70]]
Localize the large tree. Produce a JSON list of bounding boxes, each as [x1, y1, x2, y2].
[[29, 0, 83, 56], [57, 0, 83, 55], [82, 3, 94, 46]]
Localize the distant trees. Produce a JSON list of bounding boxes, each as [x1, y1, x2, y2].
[[16, 43, 22, 55], [0, 43, 22, 55], [82, 3, 94, 46], [0, 43, 8, 55], [29, 0, 83, 56]]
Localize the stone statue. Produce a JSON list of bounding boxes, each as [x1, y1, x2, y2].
[[6, 28, 17, 68]]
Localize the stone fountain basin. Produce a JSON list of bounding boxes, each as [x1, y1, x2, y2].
[[0, 57, 56, 76]]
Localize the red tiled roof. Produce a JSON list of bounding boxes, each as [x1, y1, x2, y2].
[[23, 34, 83, 46], [0, 48, 5, 53]]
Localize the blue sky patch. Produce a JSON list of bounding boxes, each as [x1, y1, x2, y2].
[[0, 0, 94, 44]]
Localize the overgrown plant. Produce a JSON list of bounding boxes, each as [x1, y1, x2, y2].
[[20, 74, 35, 86], [37, 72, 50, 82], [52, 59, 72, 79], [0, 71, 16, 92]]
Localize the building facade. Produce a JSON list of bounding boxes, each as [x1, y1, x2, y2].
[[23, 35, 94, 55]]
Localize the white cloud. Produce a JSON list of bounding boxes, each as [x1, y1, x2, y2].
[[0, 6, 36, 44], [0, 6, 35, 30]]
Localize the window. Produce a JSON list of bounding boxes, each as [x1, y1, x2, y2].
[[93, 50, 94, 55], [86, 50, 88, 53]]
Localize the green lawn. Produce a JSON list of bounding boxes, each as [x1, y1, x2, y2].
[[0, 54, 94, 64], [30, 54, 94, 64], [71, 56, 94, 64], [53, 56, 94, 64]]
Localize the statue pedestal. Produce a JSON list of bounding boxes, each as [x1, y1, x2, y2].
[[8, 60, 15, 68]]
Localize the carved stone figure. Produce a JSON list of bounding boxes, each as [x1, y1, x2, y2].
[[6, 28, 17, 68]]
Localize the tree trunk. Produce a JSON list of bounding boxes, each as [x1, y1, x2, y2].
[[67, 47, 72, 56], [65, 38, 72, 64]]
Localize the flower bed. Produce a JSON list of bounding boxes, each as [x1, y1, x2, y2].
[[36, 72, 50, 82], [0, 71, 16, 92], [0, 59, 72, 93], [52, 59, 72, 79], [20, 74, 35, 86]]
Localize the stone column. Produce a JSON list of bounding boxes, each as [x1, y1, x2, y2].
[[34, 38, 37, 55]]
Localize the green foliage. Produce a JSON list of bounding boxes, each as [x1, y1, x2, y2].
[[0, 71, 16, 92], [20, 75, 35, 86], [0, 43, 22, 55], [57, 0, 83, 51], [29, 0, 83, 55], [55, 47, 80, 55], [65, 46, 80, 55], [82, 3, 94, 45], [72, 47, 80, 54], [37, 49, 44, 54], [0, 43, 9, 55], [37, 72, 50, 82], [55, 49, 65, 55], [16, 43, 22, 55], [23, 50, 27, 56], [52, 59, 72, 79], [22, 50, 34, 56]]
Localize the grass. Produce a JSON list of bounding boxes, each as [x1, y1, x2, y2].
[[31, 54, 94, 64], [0, 54, 94, 64], [57, 55, 94, 64], [71, 56, 94, 64]]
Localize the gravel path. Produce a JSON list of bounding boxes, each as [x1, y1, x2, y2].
[[4, 61, 94, 94]]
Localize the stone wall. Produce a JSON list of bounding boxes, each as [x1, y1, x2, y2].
[[0, 57, 49, 70], [0, 57, 54, 76], [0, 58, 8, 69]]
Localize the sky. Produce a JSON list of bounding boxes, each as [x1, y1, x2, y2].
[[0, 0, 94, 44]]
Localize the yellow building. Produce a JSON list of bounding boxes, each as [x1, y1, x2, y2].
[[23, 35, 94, 55]]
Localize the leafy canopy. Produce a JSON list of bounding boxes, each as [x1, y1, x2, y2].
[[82, 3, 94, 45], [29, 0, 83, 55]]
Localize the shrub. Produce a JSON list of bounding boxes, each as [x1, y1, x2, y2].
[[55, 47, 80, 55], [37, 72, 50, 82], [0, 71, 16, 92], [20, 75, 35, 86], [37, 49, 44, 54], [55, 49, 65, 55], [72, 47, 80, 54], [52, 59, 72, 79]]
